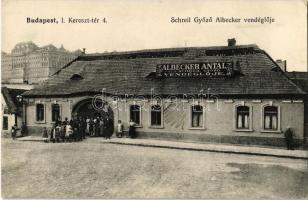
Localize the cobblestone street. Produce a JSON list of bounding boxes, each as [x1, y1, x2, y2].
[[2, 138, 308, 199]]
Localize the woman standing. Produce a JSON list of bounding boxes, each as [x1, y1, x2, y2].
[[99, 117, 105, 138], [66, 122, 73, 142], [128, 120, 137, 138], [50, 124, 56, 143], [89, 117, 94, 137], [85, 116, 90, 136], [94, 117, 100, 137]]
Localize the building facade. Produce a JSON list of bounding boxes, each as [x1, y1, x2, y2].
[[286, 71, 308, 143], [1, 41, 83, 84], [1, 87, 27, 137], [22, 41, 306, 146]]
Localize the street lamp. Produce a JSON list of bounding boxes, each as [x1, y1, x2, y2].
[[16, 95, 28, 136], [16, 95, 23, 103]]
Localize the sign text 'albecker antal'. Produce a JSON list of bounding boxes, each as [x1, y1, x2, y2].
[[156, 62, 233, 78]]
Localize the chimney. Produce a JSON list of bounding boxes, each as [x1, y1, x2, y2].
[[276, 59, 287, 72], [227, 38, 236, 47], [82, 48, 86, 54]]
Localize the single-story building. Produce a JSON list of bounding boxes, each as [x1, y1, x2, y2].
[[1, 87, 26, 137], [22, 40, 306, 146], [285, 71, 308, 143]]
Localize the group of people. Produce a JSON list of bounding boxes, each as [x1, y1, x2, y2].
[[43, 116, 114, 143], [116, 120, 137, 138], [11, 118, 297, 150]]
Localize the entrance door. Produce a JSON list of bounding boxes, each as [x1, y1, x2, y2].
[[72, 98, 114, 136]]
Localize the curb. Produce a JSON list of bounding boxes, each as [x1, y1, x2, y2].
[[15, 137, 308, 160], [16, 138, 45, 142], [103, 140, 308, 160]]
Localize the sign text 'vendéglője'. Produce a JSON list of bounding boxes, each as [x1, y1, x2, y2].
[[156, 62, 233, 78]]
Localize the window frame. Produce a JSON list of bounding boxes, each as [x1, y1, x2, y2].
[[149, 104, 164, 129], [35, 103, 46, 123], [129, 104, 142, 127], [261, 104, 281, 133], [3, 106, 9, 114], [189, 104, 206, 130], [234, 104, 253, 132], [51, 103, 62, 122], [2, 116, 8, 130]]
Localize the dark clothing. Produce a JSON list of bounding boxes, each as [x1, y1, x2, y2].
[[99, 120, 104, 137], [11, 126, 17, 140], [81, 120, 87, 139], [21, 124, 28, 136], [89, 120, 94, 136], [105, 119, 113, 139], [77, 120, 83, 141], [55, 126, 61, 142], [129, 125, 137, 138], [72, 120, 79, 141], [284, 128, 294, 150], [42, 129, 48, 138], [95, 120, 100, 137], [60, 124, 66, 142], [50, 126, 61, 143]]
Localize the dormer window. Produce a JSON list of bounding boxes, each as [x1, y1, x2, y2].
[[70, 73, 83, 80]]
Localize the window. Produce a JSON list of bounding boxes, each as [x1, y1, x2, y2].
[[236, 106, 250, 129], [36, 104, 45, 122], [2, 116, 8, 130], [264, 106, 278, 130], [51, 104, 60, 122], [3, 106, 9, 114], [191, 105, 203, 127], [130, 105, 140, 125], [70, 73, 83, 80], [151, 105, 161, 126]]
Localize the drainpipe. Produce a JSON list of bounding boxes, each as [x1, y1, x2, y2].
[[14, 113, 17, 125], [23, 102, 27, 125], [306, 4, 308, 144]]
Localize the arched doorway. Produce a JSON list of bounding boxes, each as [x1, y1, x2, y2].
[[72, 98, 114, 136]]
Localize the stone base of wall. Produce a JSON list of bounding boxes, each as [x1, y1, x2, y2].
[[26, 126, 304, 147], [27, 126, 53, 136], [137, 131, 304, 147], [1, 131, 11, 138]]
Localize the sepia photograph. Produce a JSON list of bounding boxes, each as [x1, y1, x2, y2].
[[1, 0, 308, 199]]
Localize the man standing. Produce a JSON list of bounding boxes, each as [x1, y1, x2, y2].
[[284, 126, 294, 150], [21, 122, 28, 137], [11, 124, 18, 140]]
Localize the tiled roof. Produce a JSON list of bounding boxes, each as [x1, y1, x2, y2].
[[286, 71, 308, 80], [2, 87, 26, 114], [23, 45, 305, 97], [294, 80, 308, 93]]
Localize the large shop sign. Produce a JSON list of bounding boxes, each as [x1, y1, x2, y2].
[[156, 62, 233, 78]]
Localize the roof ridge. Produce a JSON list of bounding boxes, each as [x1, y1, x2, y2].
[[260, 50, 306, 94], [80, 44, 259, 57], [23, 45, 306, 97]]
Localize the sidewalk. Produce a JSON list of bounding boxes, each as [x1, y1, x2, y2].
[[17, 135, 45, 142], [16, 136, 308, 159], [101, 138, 308, 160]]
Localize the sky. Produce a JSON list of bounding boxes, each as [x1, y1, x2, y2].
[[1, 0, 307, 71]]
